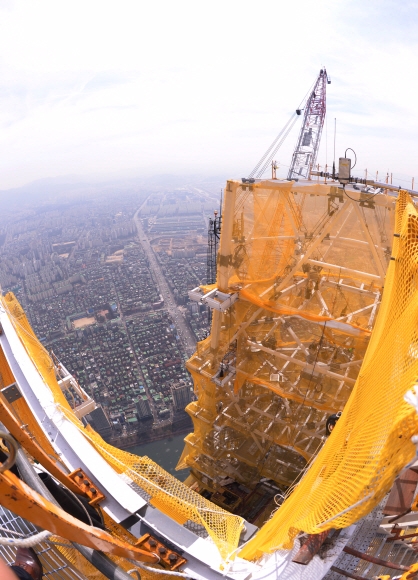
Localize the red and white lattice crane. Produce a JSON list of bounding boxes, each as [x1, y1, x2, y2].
[[287, 68, 331, 180]]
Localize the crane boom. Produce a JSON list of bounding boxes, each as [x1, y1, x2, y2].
[[287, 68, 330, 180]]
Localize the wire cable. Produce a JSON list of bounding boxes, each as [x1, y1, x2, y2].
[[342, 185, 382, 204], [255, 115, 299, 178], [128, 560, 196, 579], [345, 148, 357, 169], [249, 112, 298, 178], [249, 77, 317, 179], [0, 431, 17, 472]]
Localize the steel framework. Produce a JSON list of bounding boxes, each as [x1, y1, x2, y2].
[[287, 68, 330, 180], [207, 210, 222, 285], [184, 178, 394, 496]]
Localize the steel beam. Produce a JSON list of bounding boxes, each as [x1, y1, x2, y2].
[[307, 258, 382, 283], [247, 340, 356, 385]]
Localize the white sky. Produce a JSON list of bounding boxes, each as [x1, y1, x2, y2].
[[0, 0, 417, 190]]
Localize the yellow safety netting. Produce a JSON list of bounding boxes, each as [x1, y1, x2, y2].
[[180, 180, 390, 491], [3, 182, 418, 567], [80, 425, 244, 558], [50, 514, 169, 580], [1, 293, 73, 413], [239, 190, 418, 559], [0, 292, 244, 560], [0, 297, 72, 461]]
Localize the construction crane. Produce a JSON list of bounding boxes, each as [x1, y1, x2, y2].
[[287, 68, 331, 180], [248, 68, 330, 181]]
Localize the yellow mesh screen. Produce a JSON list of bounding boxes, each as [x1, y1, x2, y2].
[[0, 322, 64, 461], [51, 518, 167, 579], [51, 532, 167, 580], [1, 294, 72, 413], [180, 180, 386, 491], [239, 190, 418, 559], [0, 291, 244, 560], [4, 183, 418, 566], [102, 513, 169, 580], [48, 537, 107, 579], [80, 426, 244, 558]]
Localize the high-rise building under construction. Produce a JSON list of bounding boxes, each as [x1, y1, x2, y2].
[[0, 68, 418, 579]]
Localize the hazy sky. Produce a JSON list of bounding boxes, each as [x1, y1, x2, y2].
[[0, 0, 417, 189]]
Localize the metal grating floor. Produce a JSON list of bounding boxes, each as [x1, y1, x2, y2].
[[0, 506, 88, 580]]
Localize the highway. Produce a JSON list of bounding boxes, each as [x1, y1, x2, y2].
[[134, 208, 197, 357]]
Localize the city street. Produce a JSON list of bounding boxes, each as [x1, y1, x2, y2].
[[134, 208, 196, 357]]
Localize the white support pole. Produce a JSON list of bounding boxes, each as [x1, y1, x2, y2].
[[279, 318, 309, 355], [259, 277, 305, 299], [328, 236, 379, 248], [315, 290, 332, 317], [322, 206, 353, 260], [279, 347, 302, 373], [264, 321, 279, 340], [247, 340, 356, 385], [368, 293, 381, 329], [349, 200, 387, 281], [279, 191, 299, 236], [229, 307, 263, 346], [275, 201, 352, 294], [307, 258, 383, 283], [322, 279, 380, 297], [338, 359, 363, 369], [250, 236, 297, 241], [337, 303, 374, 323]]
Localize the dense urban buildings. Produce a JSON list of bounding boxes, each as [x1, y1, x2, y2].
[[0, 179, 220, 446]]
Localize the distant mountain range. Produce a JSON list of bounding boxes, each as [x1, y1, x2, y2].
[[0, 173, 227, 209]]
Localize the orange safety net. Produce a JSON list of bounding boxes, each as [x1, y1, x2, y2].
[[3, 181, 417, 568], [180, 179, 392, 496], [239, 190, 418, 559], [1, 293, 73, 413], [0, 292, 245, 560]]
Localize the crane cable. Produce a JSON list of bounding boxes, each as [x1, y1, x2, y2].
[[249, 77, 317, 179], [249, 112, 298, 179], [255, 115, 299, 178]]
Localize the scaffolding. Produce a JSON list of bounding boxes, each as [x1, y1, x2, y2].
[[179, 178, 395, 496], [1, 180, 418, 573]]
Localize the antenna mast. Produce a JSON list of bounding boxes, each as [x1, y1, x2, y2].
[[207, 194, 222, 286], [287, 68, 330, 180]]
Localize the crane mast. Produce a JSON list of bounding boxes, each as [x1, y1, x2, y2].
[[287, 68, 330, 180]]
